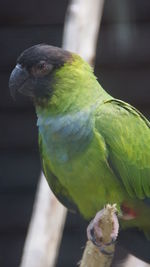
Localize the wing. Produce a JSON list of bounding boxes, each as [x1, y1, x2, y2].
[[96, 99, 150, 199], [39, 133, 77, 212]]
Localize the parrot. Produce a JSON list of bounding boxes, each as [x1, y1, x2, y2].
[[9, 44, 150, 248]]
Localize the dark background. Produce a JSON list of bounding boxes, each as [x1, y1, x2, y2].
[[1, 0, 150, 266]]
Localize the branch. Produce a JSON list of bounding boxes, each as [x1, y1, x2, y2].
[[20, 174, 67, 267], [63, 0, 105, 66], [122, 254, 150, 267]]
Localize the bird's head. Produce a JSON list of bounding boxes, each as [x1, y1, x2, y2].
[[9, 44, 72, 101]]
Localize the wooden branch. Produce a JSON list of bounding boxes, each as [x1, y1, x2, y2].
[[20, 174, 67, 267], [122, 254, 150, 267], [63, 0, 105, 66], [80, 204, 119, 267]]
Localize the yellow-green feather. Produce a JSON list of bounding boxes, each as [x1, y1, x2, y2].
[[96, 99, 150, 199]]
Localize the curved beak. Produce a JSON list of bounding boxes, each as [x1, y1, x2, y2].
[[9, 64, 29, 99]]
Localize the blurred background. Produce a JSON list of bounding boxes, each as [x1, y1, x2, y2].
[[1, 0, 150, 266]]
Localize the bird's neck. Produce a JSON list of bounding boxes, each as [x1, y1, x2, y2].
[[35, 55, 110, 117]]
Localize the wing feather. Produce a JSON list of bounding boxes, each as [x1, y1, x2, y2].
[[96, 99, 150, 199]]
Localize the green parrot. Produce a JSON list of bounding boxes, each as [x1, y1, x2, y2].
[[9, 44, 150, 239]]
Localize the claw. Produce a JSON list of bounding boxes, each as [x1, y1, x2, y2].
[[100, 247, 114, 256], [87, 205, 119, 255], [87, 227, 115, 255]]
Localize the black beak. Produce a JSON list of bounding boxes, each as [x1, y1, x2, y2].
[[9, 64, 29, 99]]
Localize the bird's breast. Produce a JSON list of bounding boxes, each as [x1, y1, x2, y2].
[[37, 110, 94, 163]]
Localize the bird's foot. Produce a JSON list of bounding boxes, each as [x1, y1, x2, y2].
[[87, 205, 119, 255]]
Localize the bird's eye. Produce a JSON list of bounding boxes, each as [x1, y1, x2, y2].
[[31, 61, 53, 77], [37, 61, 47, 70]]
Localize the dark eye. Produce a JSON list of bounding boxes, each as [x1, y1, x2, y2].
[[37, 61, 47, 70], [31, 61, 53, 77]]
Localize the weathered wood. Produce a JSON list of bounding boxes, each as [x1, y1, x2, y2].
[[19, 175, 67, 267], [63, 0, 104, 65], [122, 254, 150, 267]]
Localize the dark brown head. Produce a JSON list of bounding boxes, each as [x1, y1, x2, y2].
[[9, 44, 72, 99]]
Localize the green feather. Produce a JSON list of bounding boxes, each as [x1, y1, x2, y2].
[[96, 99, 150, 199]]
